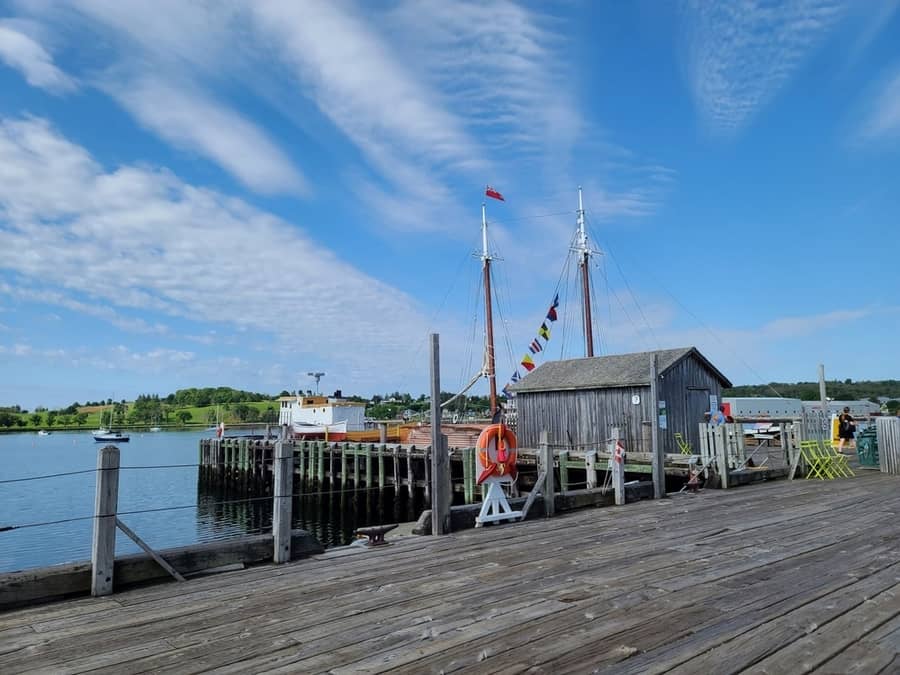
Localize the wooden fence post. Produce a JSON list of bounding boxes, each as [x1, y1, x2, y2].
[[585, 450, 598, 490], [715, 424, 729, 489], [540, 430, 555, 517], [430, 333, 451, 535], [91, 445, 120, 597], [650, 353, 665, 499], [273, 425, 293, 563], [612, 426, 625, 506]]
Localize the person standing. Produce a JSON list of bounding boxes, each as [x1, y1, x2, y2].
[[837, 406, 856, 453], [710, 405, 728, 425]]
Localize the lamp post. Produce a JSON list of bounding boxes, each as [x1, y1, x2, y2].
[[307, 371, 325, 395]]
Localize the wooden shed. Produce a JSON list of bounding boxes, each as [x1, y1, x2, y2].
[[508, 347, 731, 455]]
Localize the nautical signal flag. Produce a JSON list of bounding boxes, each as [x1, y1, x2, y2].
[[511, 370, 521, 383], [485, 185, 505, 201], [521, 354, 535, 371], [538, 322, 551, 340], [529, 339, 543, 354], [501, 383, 511, 398], [547, 293, 559, 322]]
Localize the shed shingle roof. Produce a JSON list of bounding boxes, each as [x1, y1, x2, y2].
[[508, 347, 731, 393]]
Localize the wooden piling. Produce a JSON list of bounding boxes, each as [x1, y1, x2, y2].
[[273, 428, 293, 564], [91, 445, 120, 597]]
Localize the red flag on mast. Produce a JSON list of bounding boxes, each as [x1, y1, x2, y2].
[[485, 185, 505, 201]]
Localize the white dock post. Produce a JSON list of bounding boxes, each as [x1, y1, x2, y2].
[[91, 445, 120, 597], [585, 450, 598, 490], [540, 430, 555, 517], [611, 426, 625, 506], [273, 424, 293, 563]]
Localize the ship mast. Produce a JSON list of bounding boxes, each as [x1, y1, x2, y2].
[[576, 186, 594, 357], [482, 203, 498, 416]]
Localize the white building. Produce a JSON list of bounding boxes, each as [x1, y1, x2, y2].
[[278, 395, 366, 431]]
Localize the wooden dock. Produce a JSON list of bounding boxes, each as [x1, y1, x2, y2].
[[198, 438, 704, 504], [2, 471, 899, 673]]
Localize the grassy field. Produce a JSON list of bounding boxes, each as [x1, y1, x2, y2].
[[5, 401, 281, 432]]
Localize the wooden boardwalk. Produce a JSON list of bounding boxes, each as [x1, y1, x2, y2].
[[2, 471, 900, 673]]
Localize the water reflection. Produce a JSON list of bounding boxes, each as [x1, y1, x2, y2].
[[195, 477, 426, 548]]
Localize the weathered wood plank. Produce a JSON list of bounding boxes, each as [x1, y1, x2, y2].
[[2, 472, 899, 675]]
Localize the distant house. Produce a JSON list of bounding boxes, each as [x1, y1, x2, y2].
[[508, 347, 731, 455]]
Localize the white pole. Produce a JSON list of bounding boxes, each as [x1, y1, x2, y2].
[[481, 202, 489, 261], [577, 186, 587, 253]]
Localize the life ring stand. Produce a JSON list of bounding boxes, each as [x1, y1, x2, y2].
[[476, 423, 518, 485]]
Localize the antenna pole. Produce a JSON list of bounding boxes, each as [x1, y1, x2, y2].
[[577, 186, 594, 357], [482, 203, 498, 416]]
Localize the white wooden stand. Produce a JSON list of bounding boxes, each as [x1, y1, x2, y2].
[[475, 480, 522, 527]]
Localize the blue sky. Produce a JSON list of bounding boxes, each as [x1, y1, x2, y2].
[[0, 0, 898, 410]]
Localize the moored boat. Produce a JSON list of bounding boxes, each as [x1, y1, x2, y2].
[[290, 420, 348, 440], [92, 430, 130, 442]]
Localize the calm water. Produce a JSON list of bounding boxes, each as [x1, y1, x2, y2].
[[0, 431, 420, 572]]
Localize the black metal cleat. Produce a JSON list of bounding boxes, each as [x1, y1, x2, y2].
[[355, 523, 398, 546]]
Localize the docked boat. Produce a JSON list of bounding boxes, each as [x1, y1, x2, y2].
[[290, 420, 348, 440], [279, 394, 364, 441]]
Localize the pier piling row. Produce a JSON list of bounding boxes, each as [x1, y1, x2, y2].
[[197, 438, 750, 502]]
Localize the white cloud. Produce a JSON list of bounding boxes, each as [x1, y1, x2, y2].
[[0, 283, 170, 335], [762, 309, 871, 338], [104, 76, 308, 196], [859, 67, 900, 140], [0, 116, 437, 387], [0, 19, 76, 93], [681, 0, 844, 134], [10, 0, 667, 237], [250, 1, 482, 175]]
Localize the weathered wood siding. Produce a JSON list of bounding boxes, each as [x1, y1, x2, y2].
[[658, 354, 725, 455], [516, 385, 651, 452], [516, 353, 725, 456]]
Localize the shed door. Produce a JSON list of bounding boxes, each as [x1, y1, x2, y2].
[[685, 388, 710, 451]]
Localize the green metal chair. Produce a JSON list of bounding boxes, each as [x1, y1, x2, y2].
[[819, 439, 854, 477], [674, 432, 694, 455]]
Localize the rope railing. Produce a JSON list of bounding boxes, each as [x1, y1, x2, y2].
[[0, 482, 399, 534]]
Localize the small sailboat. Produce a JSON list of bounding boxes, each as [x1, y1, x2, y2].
[[92, 407, 129, 442]]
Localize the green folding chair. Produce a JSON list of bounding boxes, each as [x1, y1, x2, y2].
[[674, 432, 694, 455], [819, 440, 854, 478], [799, 440, 833, 480]]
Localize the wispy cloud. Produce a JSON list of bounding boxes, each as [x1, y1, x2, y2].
[[761, 309, 871, 339], [0, 19, 76, 93], [0, 116, 437, 387], [858, 66, 900, 140], [105, 76, 308, 195], [0, 283, 170, 335], [681, 0, 844, 134]]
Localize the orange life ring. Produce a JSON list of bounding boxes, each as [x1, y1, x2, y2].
[[476, 423, 518, 484]]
